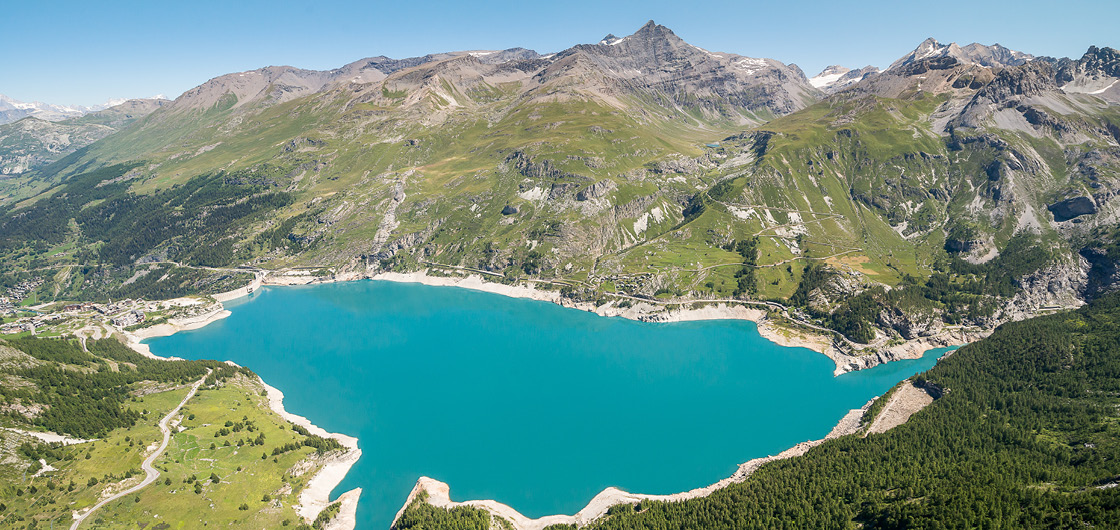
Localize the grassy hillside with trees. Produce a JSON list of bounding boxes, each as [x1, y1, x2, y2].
[[0, 337, 349, 530]]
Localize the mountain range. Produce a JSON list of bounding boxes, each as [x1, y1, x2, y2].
[[3, 21, 1120, 530], [2, 21, 1119, 354], [0, 93, 164, 124]]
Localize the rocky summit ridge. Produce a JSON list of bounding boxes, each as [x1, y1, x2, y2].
[[887, 38, 1035, 71], [157, 20, 817, 125]]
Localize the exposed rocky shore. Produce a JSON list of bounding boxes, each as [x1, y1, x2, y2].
[[391, 402, 877, 530]]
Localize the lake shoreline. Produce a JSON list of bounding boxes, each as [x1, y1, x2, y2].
[[268, 268, 985, 376], [391, 398, 877, 530], [123, 309, 363, 529], [258, 379, 363, 528], [124, 268, 974, 530]]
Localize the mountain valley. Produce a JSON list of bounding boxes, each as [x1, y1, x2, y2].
[[2, 20, 1120, 529], [2, 23, 1118, 356]]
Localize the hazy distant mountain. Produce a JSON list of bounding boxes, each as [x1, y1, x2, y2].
[[0, 94, 155, 125], [0, 98, 168, 174], [0, 94, 84, 124]]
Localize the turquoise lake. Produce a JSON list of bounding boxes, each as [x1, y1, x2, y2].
[[144, 280, 951, 530]]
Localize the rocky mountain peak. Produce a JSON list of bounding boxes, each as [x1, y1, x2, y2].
[[887, 38, 948, 71], [598, 34, 622, 46], [888, 38, 1033, 72], [818, 65, 850, 76], [1052, 46, 1120, 99], [607, 19, 685, 51], [469, 48, 541, 65], [954, 60, 1060, 127], [571, 21, 705, 69], [539, 21, 818, 117], [1080, 45, 1120, 77], [958, 42, 1033, 68]]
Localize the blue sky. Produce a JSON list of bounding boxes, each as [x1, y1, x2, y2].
[[3, 0, 1117, 107]]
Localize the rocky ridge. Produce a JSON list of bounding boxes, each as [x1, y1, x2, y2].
[[887, 38, 1034, 72]]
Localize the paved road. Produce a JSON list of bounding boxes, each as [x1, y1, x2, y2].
[[70, 371, 209, 530]]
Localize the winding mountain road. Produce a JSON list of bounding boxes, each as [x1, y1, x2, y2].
[[70, 371, 210, 530]]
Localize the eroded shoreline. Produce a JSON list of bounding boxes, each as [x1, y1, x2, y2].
[[330, 269, 986, 375], [391, 402, 875, 530]]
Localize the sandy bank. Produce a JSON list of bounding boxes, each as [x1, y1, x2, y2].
[[116, 306, 361, 529], [368, 271, 562, 304], [123, 306, 231, 360], [336, 269, 961, 375], [259, 378, 362, 527], [324, 488, 363, 530], [865, 381, 937, 435], [392, 404, 872, 530]]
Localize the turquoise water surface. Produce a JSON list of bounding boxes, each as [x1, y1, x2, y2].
[[145, 281, 951, 530]]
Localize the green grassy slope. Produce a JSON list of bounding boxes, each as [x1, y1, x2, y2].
[[0, 337, 347, 530]]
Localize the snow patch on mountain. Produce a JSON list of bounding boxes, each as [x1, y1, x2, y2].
[[810, 66, 850, 88], [599, 34, 625, 46], [736, 57, 768, 75]]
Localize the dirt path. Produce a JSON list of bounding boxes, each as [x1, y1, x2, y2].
[[70, 371, 209, 530], [2, 428, 94, 446]]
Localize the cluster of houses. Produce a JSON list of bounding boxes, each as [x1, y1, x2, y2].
[[0, 297, 158, 335], [73, 298, 154, 328], [1, 279, 47, 320], [111, 309, 146, 328], [4, 278, 44, 303], [1, 320, 35, 334], [1, 312, 65, 335]]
